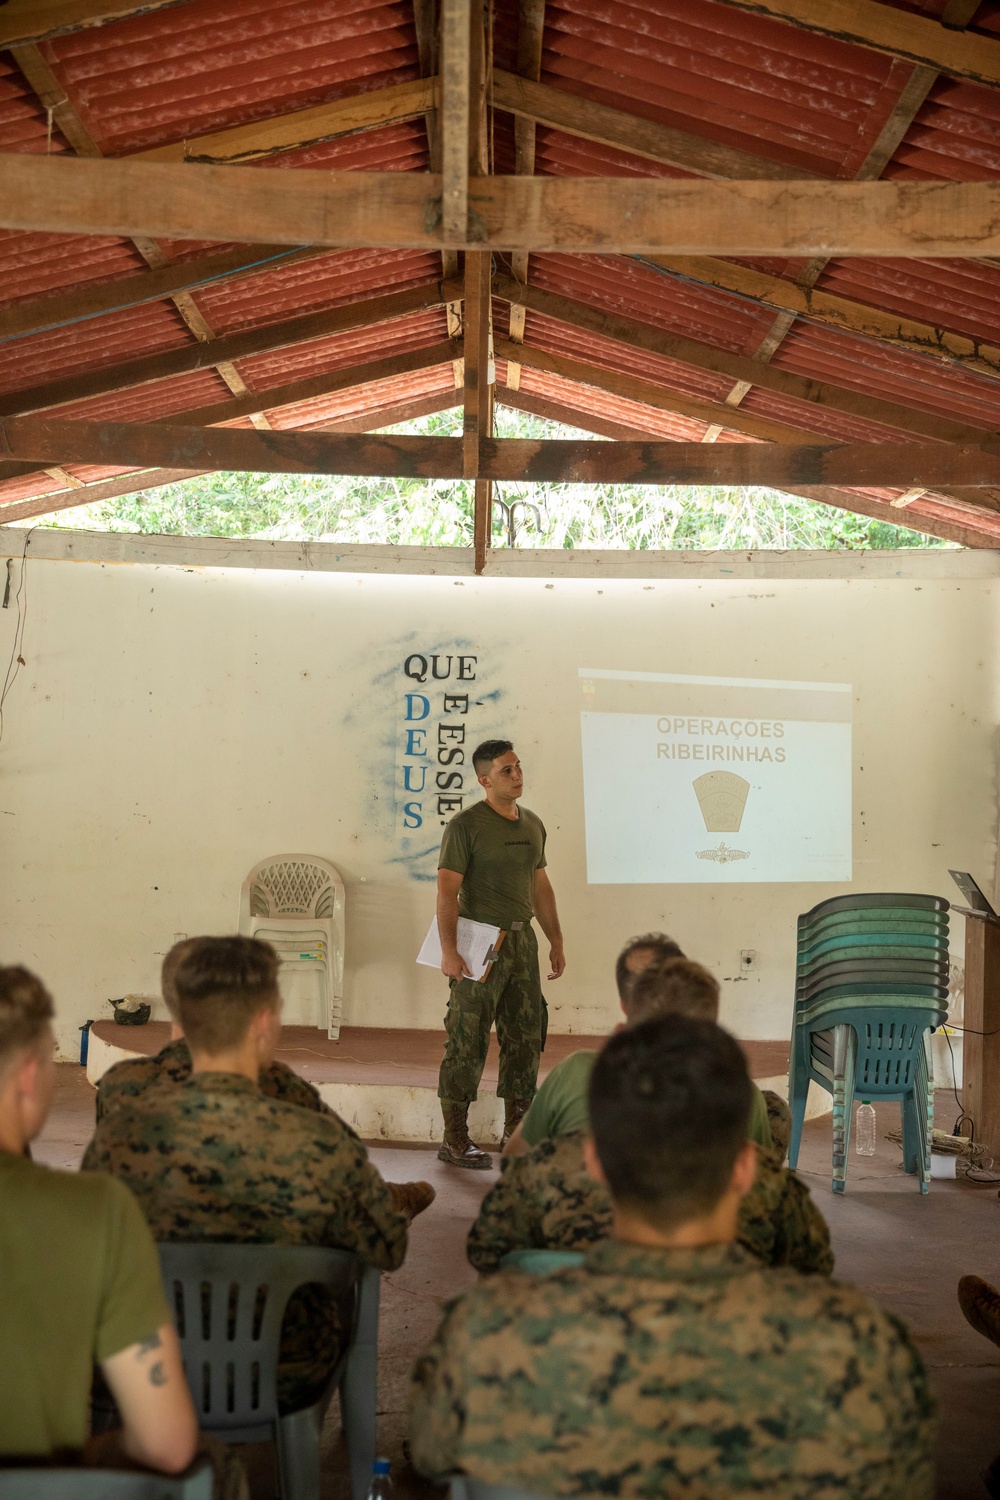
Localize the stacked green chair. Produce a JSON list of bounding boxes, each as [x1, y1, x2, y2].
[[787, 893, 949, 1194]]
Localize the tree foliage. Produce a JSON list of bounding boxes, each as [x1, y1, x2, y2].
[[31, 406, 947, 551]]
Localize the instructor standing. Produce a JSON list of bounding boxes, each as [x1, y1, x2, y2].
[[436, 739, 565, 1169]]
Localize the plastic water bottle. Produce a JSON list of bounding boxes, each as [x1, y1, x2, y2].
[[366, 1458, 393, 1500], [855, 1100, 876, 1157]]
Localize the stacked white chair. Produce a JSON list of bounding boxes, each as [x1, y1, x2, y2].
[[238, 855, 346, 1040]]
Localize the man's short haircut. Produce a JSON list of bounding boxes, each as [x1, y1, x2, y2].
[[0, 966, 54, 1073], [589, 1014, 752, 1231], [172, 936, 280, 1055], [472, 738, 514, 776], [625, 956, 720, 1025], [614, 932, 684, 1002], [161, 936, 198, 1021]]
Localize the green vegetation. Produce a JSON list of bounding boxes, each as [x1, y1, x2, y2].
[[30, 406, 946, 550]]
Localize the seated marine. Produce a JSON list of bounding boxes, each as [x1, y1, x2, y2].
[[468, 955, 832, 1276], [411, 1013, 935, 1500], [506, 930, 784, 1158], [0, 965, 198, 1476], [95, 936, 432, 1219], [84, 935, 422, 1413]]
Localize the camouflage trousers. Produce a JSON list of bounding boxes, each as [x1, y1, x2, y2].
[[438, 924, 546, 1104]]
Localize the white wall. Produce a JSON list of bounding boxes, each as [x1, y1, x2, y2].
[[1, 542, 996, 1058]]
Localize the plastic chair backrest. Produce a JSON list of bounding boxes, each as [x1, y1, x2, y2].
[[0, 1469, 212, 1499], [802, 1007, 944, 1094], [240, 856, 344, 923], [499, 1249, 586, 1275], [800, 892, 949, 922], [158, 1242, 362, 1432]]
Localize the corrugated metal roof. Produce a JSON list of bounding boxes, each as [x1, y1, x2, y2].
[[1, 0, 1000, 542]]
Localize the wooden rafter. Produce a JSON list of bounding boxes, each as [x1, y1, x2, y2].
[[504, 1, 547, 394], [491, 276, 997, 445], [138, 79, 435, 165], [10, 45, 272, 429], [0, 280, 460, 417], [10, 155, 1000, 257], [0, 0, 192, 46], [707, 0, 1000, 89], [491, 70, 821, 181], [709, 38, 975, 429], [640, 255, 1000, 382], [0, 246, 314, 344]]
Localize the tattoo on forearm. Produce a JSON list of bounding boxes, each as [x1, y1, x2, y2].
[[149, 1362, 167, 1387], [137, 1333, 162, 1356]]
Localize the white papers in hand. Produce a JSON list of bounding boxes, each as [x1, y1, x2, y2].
[[417, 915, 502, 983]]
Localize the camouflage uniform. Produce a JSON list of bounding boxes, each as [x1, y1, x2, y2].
[[95, 1037, 344, 1127], [410, 1241, 935, 1497], [466, 1131, 834, 1277], [82, 1073, 407, 1412], [439, 927, 547, 1104]]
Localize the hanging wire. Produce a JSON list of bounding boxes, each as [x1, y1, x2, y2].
[[0, 528, 34, 748]]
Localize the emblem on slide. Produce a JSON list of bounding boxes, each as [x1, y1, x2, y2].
[[693, 772, 751, 864], [692, 771, 750, 832], [696, 842, 750, 865]]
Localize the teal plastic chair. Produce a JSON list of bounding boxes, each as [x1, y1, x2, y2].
[[788, 894, 949, 1194], [789, 1001, 944, 1193], [0, 1469, 212, 1499], [499, 1249, 586, 1275]]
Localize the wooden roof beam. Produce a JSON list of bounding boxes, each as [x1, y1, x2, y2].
[[6, 417, 1000, 490], [10, 157, 1000, 257]]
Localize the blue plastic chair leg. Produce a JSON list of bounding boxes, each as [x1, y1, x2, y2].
[[787, 1034, 811, 1169], [831, 1025, 857, 1194], [341, 1267, 380, 1500]]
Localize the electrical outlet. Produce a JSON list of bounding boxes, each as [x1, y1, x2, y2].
[[740, 949, 758, 972]]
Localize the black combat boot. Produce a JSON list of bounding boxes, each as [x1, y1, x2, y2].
[[438, 1103, 493, 1169], [502, 1097, 531, 1145]]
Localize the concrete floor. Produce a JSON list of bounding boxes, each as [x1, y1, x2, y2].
[[32, 1066, 1000, 1500]]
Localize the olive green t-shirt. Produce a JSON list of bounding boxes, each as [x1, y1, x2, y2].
[[0, 1153, 170, 1458], [438, 799, 547, 926], [521, 1049, 774, 1151]]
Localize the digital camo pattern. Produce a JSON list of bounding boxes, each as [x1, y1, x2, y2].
[[439, 926, 545, 1103], [94, 1037, 346, 1127], [410, 1240, 935, 1499], [763, 1088, 792, 1158], [83, 1072, 407, 1411], [466, 1131, 834, 1276]]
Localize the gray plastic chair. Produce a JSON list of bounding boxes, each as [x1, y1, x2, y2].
[[0, 1467, 212, 1499], [450, 1481, 556, 1500], [158, 1243, 379, 1500]]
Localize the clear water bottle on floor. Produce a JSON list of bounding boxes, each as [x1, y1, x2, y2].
[[367, 1459, 393, 1500], [855, 1100, 876, 1156]]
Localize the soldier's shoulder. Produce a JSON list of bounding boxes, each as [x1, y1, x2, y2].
[[527, 1130, 587, 1171]]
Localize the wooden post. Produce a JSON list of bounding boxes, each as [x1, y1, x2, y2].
[[960, 911, 1000, 1161]]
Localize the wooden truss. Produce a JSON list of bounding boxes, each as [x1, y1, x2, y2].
[[3, 0, 1000, 564]]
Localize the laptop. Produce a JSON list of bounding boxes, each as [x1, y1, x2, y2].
[[949, 869, 999, 918]]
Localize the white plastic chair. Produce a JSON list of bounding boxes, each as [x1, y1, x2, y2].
[[238, 855, 345, 1039]]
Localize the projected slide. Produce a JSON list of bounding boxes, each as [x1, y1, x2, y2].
[[580, 669, 852, 884]]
